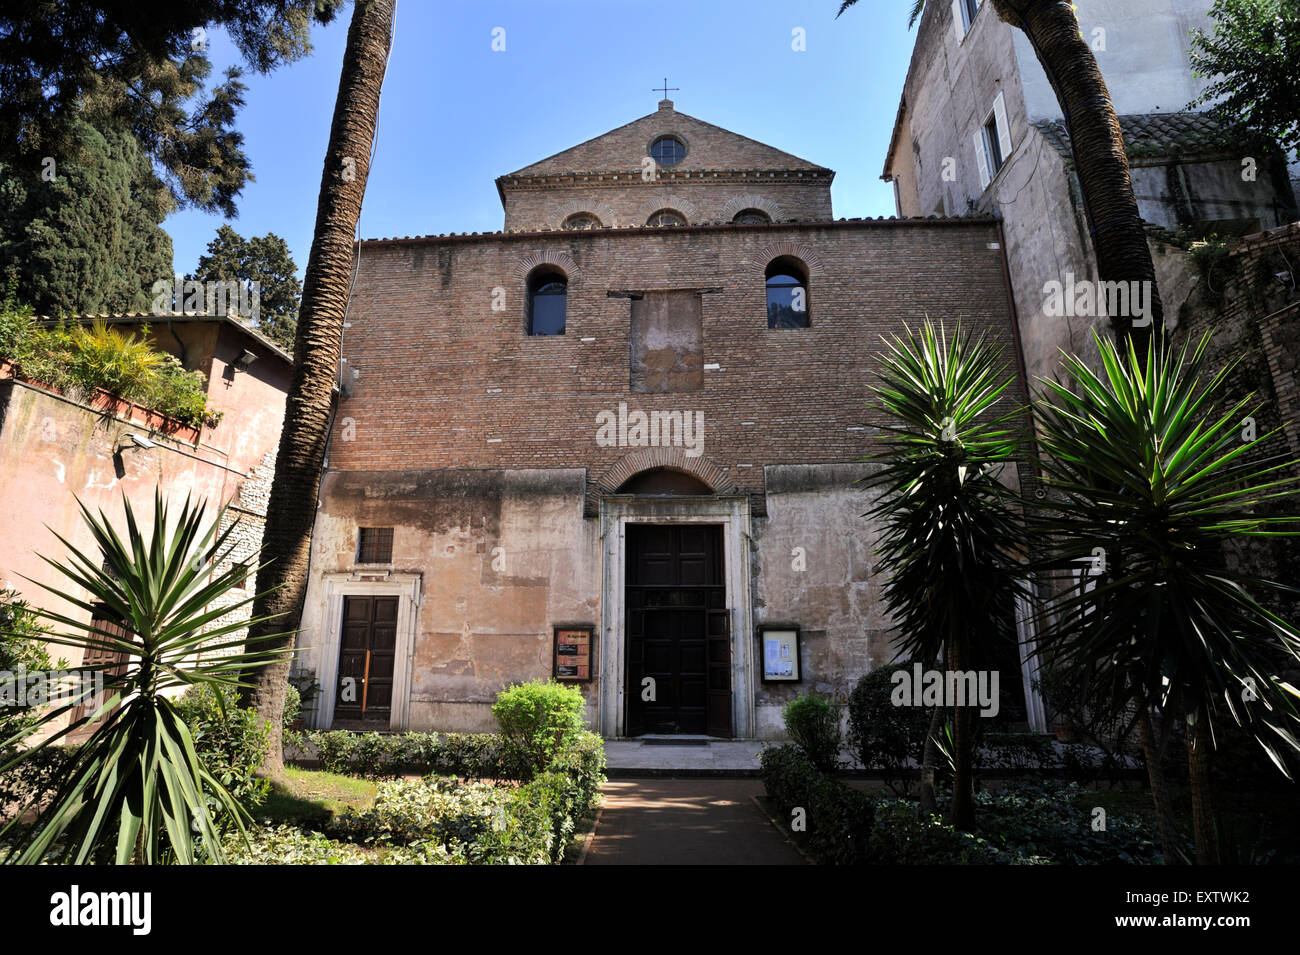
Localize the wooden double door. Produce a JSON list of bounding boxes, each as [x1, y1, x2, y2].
[[625, 524, 731, 737], [333, 595, 397, 728]]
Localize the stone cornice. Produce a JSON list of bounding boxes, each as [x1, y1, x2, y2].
[[496, 167, 836, 191]]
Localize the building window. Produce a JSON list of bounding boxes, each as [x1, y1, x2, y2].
[[526, 266, 567, 335], [646, 209, 687, 227], [974, 91, 1012, 190], [357, 527, 394, 564], [952, 0, 982, 39], [563, 213, 601, 230], [732, 208, 771, 224], [649, 135, 686, 166], [765, 257, 810, 329]]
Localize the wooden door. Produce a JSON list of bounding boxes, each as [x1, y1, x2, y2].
[[333, 595, 398, 728], [68, 610, 132, 734], [625, 524, 730, 737]]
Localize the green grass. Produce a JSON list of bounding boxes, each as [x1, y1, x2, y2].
[[256, 767, 379, 827]]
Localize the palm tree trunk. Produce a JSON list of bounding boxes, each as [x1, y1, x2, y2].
[[1137, 704, 1181, 863], [918, 703, 942, 817], [991, 0, 1163, 347], [950, 632, 976, 831], [1186, 712, 1219, 864], [238, 0, 395, 775]]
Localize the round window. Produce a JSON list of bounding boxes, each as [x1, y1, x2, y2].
[[649, 135, 687, 166]]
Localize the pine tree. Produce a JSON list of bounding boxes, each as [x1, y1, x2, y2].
[[0, 119, 173, 316], [191, 225, 302, 351]]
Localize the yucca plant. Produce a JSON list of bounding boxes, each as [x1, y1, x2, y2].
[[0, 490, 290, 864], [1033, 332, 1300, 864], [859, 321, 1031, 830]]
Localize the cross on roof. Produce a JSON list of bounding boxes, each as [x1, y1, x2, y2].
[[653, 77, 679, 99]]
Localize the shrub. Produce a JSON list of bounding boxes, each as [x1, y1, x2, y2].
[[0, 310, 221, 429], [979, 732, 1061, 773], [782, 693, 842, 772], [869, 799, 1000, 864], [304, 730, 521, 780], [282, 682, 302, 730], [760, 743, 821, 818], [759, 743, 873, 864], [331, 776, 556, 865], [175, 683, 272, 810], [492, 680, 587, 779], [547, 731, 606, 812], [0, 589, 59, 747], [847, 662, 933, 791], [222, 823, 464, 865], [0, 746, 75, 823]]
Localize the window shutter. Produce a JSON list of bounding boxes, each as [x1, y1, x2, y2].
[[974, 129, 991, 190], [951, 0, 966, 41], [994, 91, 1013, 159]]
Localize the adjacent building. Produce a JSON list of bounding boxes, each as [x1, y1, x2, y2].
[[882, 0, 1299, 385]]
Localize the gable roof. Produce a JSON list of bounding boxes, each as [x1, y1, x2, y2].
[[500, 100, 832, 179], [35, 313, 293, 366], [1033, 112, 1243, 162]]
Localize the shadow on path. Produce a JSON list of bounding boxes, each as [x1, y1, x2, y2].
[[583, 778, 806, 865]]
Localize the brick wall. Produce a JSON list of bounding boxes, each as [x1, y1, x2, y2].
[[497, 100, 833, 231], [330, 218, 1030, 508]]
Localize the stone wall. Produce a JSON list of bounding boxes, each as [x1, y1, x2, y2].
[[1167, 222, 1300, 618]]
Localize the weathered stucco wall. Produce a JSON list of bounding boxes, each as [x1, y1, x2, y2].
[[295, 468, 598, 732], [297, 462, 912, 739], [1012, 0, 1214, 123], [751, 464, 890, 738], [0, 381, 278, 666]]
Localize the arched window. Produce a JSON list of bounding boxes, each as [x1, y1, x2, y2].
[[646, 208, 687, 227], [526, 266, 566, 335], [765, 257, 810, 329], [649, 136, 687, 166], [732, 208, 771, 224], [563, 213, 601, 230], [616, 468, 713, 495]]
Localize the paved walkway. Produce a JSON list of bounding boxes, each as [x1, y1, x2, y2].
[[582, 778, 806, 865], [603, 739, 772, 773]]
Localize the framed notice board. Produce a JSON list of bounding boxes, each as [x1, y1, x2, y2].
[[553, 625, 594, 682], [759, 626, 802, 683]]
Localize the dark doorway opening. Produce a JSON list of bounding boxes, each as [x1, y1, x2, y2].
[[625, 524, 730, 737], [333, 595, 397, 729]]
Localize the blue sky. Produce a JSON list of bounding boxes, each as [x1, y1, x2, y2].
[[164, 0, 918, 280]]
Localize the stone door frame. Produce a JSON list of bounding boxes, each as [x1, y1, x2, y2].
[[598, 494, 754, 739], [308, 572, 422, 731]]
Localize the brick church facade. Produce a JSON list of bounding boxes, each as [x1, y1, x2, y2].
[[294, 99, 1044, 739]]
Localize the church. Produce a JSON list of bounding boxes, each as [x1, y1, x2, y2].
[[292, 97, 1044, 739]]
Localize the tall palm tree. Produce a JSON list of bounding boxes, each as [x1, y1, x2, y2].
[[238, 0, 396, 774], [1033, 332, 1300, 864], [839, 0, 1163, 344], [860, 321, 1030, 830]]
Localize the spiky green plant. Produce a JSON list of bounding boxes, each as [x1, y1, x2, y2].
[[68, 320, 164, 402], [1033, 331, 1300, 863], [0, 490, 290, 864], [859, 321, 1031, 830]]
